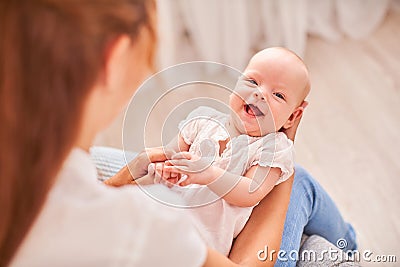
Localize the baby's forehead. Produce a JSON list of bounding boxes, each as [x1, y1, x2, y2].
[[247, 48, 305, 70], [245, 54, 308, 86], [244, 49, 310, 99]]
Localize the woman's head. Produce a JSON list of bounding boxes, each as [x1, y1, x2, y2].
[[229, 47, 310, 136], [0, 0, 155, 265]]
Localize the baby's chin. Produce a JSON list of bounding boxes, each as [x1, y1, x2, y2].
[[238, 123, 275, 137], [230, 114, 274, 137]]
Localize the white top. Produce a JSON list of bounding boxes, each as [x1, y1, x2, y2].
[[172, 106, 294, 255], [11, 148, 206, 267]]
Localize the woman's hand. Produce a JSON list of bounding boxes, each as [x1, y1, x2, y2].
[[104, 151, 149, 187], [164, 152, 215, 186], [281, 100, 308, 141], [147, 161, 181, 187], [104, 147, 175, 187]]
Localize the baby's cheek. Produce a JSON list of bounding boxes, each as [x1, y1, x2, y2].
[[233, 86, 250, 99], [229, 94, 241, 109], [272, 112, 289, 131]]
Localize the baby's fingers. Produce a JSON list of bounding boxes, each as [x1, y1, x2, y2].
[[171, 152, 192, 160], [164, 164, 191, 173], [168, 177, 179, 184], [179, 175, 191, 186], [160, 177, 176, 188], [167, 158, 191, 167]]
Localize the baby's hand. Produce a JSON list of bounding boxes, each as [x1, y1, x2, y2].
[[148, 162, 181, 187], [164, 152, 215, 186]]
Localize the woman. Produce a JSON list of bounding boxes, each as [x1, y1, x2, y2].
[[0, 0, 356, 266]]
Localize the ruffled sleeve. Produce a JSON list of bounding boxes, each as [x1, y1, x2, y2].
[[251, 132, 294, 185], [178, 106, 219, 145]]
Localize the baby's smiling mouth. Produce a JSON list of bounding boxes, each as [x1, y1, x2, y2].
[[244, 104, 264, 117]]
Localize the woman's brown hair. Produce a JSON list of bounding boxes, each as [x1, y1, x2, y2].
[[0, 0, 156, 265]]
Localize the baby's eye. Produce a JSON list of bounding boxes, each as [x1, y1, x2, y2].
[[247, 79, 258, 86], [273, 92, 285, 100]]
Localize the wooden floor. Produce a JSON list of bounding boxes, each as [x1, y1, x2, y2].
[[95, 9, 400, 266], [298, 10, 400, 266]]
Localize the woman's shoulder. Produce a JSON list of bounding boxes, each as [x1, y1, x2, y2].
[[11, 150, 206, 267], [14, 184, 206, 266]]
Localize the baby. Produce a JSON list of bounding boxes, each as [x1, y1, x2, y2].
[[136, 47, 310, 255]]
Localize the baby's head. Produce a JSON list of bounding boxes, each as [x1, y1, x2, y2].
[[229, 47, 310, 137]]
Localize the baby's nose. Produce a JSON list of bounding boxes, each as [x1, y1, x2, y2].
[[253, 91, 265, 101]]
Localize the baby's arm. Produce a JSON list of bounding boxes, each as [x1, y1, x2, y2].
[[206, 165, 281, 207], [166, 153, 282, 207]]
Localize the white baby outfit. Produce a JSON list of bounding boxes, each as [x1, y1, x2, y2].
[[172, 106, 294, 256]]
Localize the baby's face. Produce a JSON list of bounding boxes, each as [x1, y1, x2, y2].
[[229, 48, 310, 136]]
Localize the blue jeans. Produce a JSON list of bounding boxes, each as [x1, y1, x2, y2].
[[275, 165, 357, 266]]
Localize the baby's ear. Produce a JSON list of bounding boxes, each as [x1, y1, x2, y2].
[[282, 106, 304, 130]]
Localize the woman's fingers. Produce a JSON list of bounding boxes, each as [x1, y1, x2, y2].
[[162, 165, 178, 179], [154, 163, 182, 188], [149, 152, 199, 186], [153, 163, 164, 184], [147, 163, 156, 175]]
